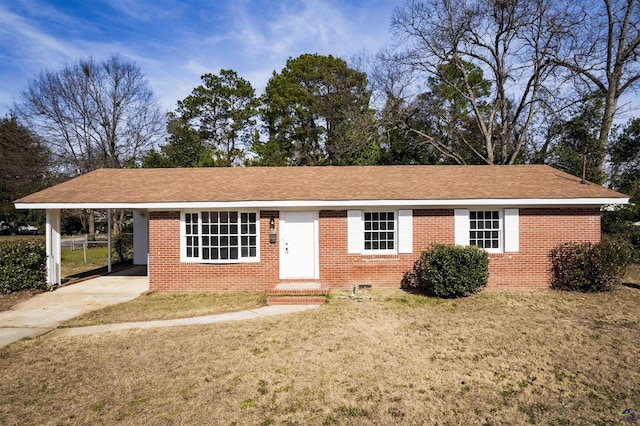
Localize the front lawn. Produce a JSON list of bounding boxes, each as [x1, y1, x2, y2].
[[0, 287, 638, 425], [60, 291, 267, 327]]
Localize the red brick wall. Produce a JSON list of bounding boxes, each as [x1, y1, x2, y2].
[[318, 209, 454, 289], [487, 208, 601, 288], [148, 211, 280, 292], [148, 207, 601, 292]]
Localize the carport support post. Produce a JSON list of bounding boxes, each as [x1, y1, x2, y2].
[[45, 209, 61, 287], [107, 208, 112, 273]]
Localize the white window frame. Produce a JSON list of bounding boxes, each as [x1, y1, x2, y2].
[[362, 210, 397, 254], [348, 209, 413, 255], [180, 210, 260, 263], [454, 208, 519, 254], [469, 209, 503, 253]]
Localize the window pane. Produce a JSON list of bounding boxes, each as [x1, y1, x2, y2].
[[220, 248, 228, 259], [230, 247, 238, 259], [230, 236, 238, 246], [202, 225, 209, 234], [187, 247, 192, 257], [249, 224, 256, 234], [211, 248, 218, 259], [241, 247, 248, 257], [230, 225, 238, 234], [249, 247, 256, 257], [203, 248, 209, 260], [363, 212, 395, 251], [230, 212, 238, 222], [202, 212, 209, 222]]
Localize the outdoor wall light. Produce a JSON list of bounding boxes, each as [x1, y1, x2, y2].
[[269, 216, 277, 244]]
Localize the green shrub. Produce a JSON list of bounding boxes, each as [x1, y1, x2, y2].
[[549, 237, 632, 292], [0, 239, 47, 294], [401, 244, 489, 298]]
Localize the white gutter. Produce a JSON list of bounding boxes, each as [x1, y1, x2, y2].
[[14, 197, 629, 210]]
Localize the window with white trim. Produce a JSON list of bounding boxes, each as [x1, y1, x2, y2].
[[183, 211, 259, 262], [363, 211, 395, 251], [469, 210, 501, 250]]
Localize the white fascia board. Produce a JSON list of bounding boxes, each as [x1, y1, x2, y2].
[[14, 197, 628, 211]]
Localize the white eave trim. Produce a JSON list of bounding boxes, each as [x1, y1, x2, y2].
[[14, 197, 629, 210]]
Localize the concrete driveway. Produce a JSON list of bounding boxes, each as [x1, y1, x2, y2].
[[0, 273, 148, 348]]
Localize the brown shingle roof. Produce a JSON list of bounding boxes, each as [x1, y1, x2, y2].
[[15, 165, 627, 205]]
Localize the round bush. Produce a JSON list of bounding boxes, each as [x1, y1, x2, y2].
[[402, 244, 489, 298]]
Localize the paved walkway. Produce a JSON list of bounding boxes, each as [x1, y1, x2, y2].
[[0, 275, 149, 348], [47, 305, 319, 338]]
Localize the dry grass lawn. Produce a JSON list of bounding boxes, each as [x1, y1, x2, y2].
[[60, 292, 267, 327], [1, 285, 639, 425]]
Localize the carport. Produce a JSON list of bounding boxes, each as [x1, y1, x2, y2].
[[13, 205, 149, 287]]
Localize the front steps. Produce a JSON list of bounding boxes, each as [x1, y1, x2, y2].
[[266, 282, 328, 305]]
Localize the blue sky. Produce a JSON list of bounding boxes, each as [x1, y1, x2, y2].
[[0, 0, 401, 116]]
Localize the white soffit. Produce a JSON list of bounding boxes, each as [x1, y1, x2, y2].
[[14, 197, 629, 210]]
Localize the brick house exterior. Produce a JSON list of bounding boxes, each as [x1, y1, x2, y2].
[[15, 165, 627, 293], [147, 207, 601, 291]]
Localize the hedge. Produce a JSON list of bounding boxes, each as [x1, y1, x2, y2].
[[549, 237, 631, 292], [0, 239, 47, 294]]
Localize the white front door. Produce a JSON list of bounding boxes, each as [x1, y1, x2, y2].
[[280, 211, 318, 279]]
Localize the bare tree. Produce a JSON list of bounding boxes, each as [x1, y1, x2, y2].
[[390, 0, 565, 164], [552, 0, 640, 174], [15, 55, 164, 173], [15, 56, 164, 238]]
